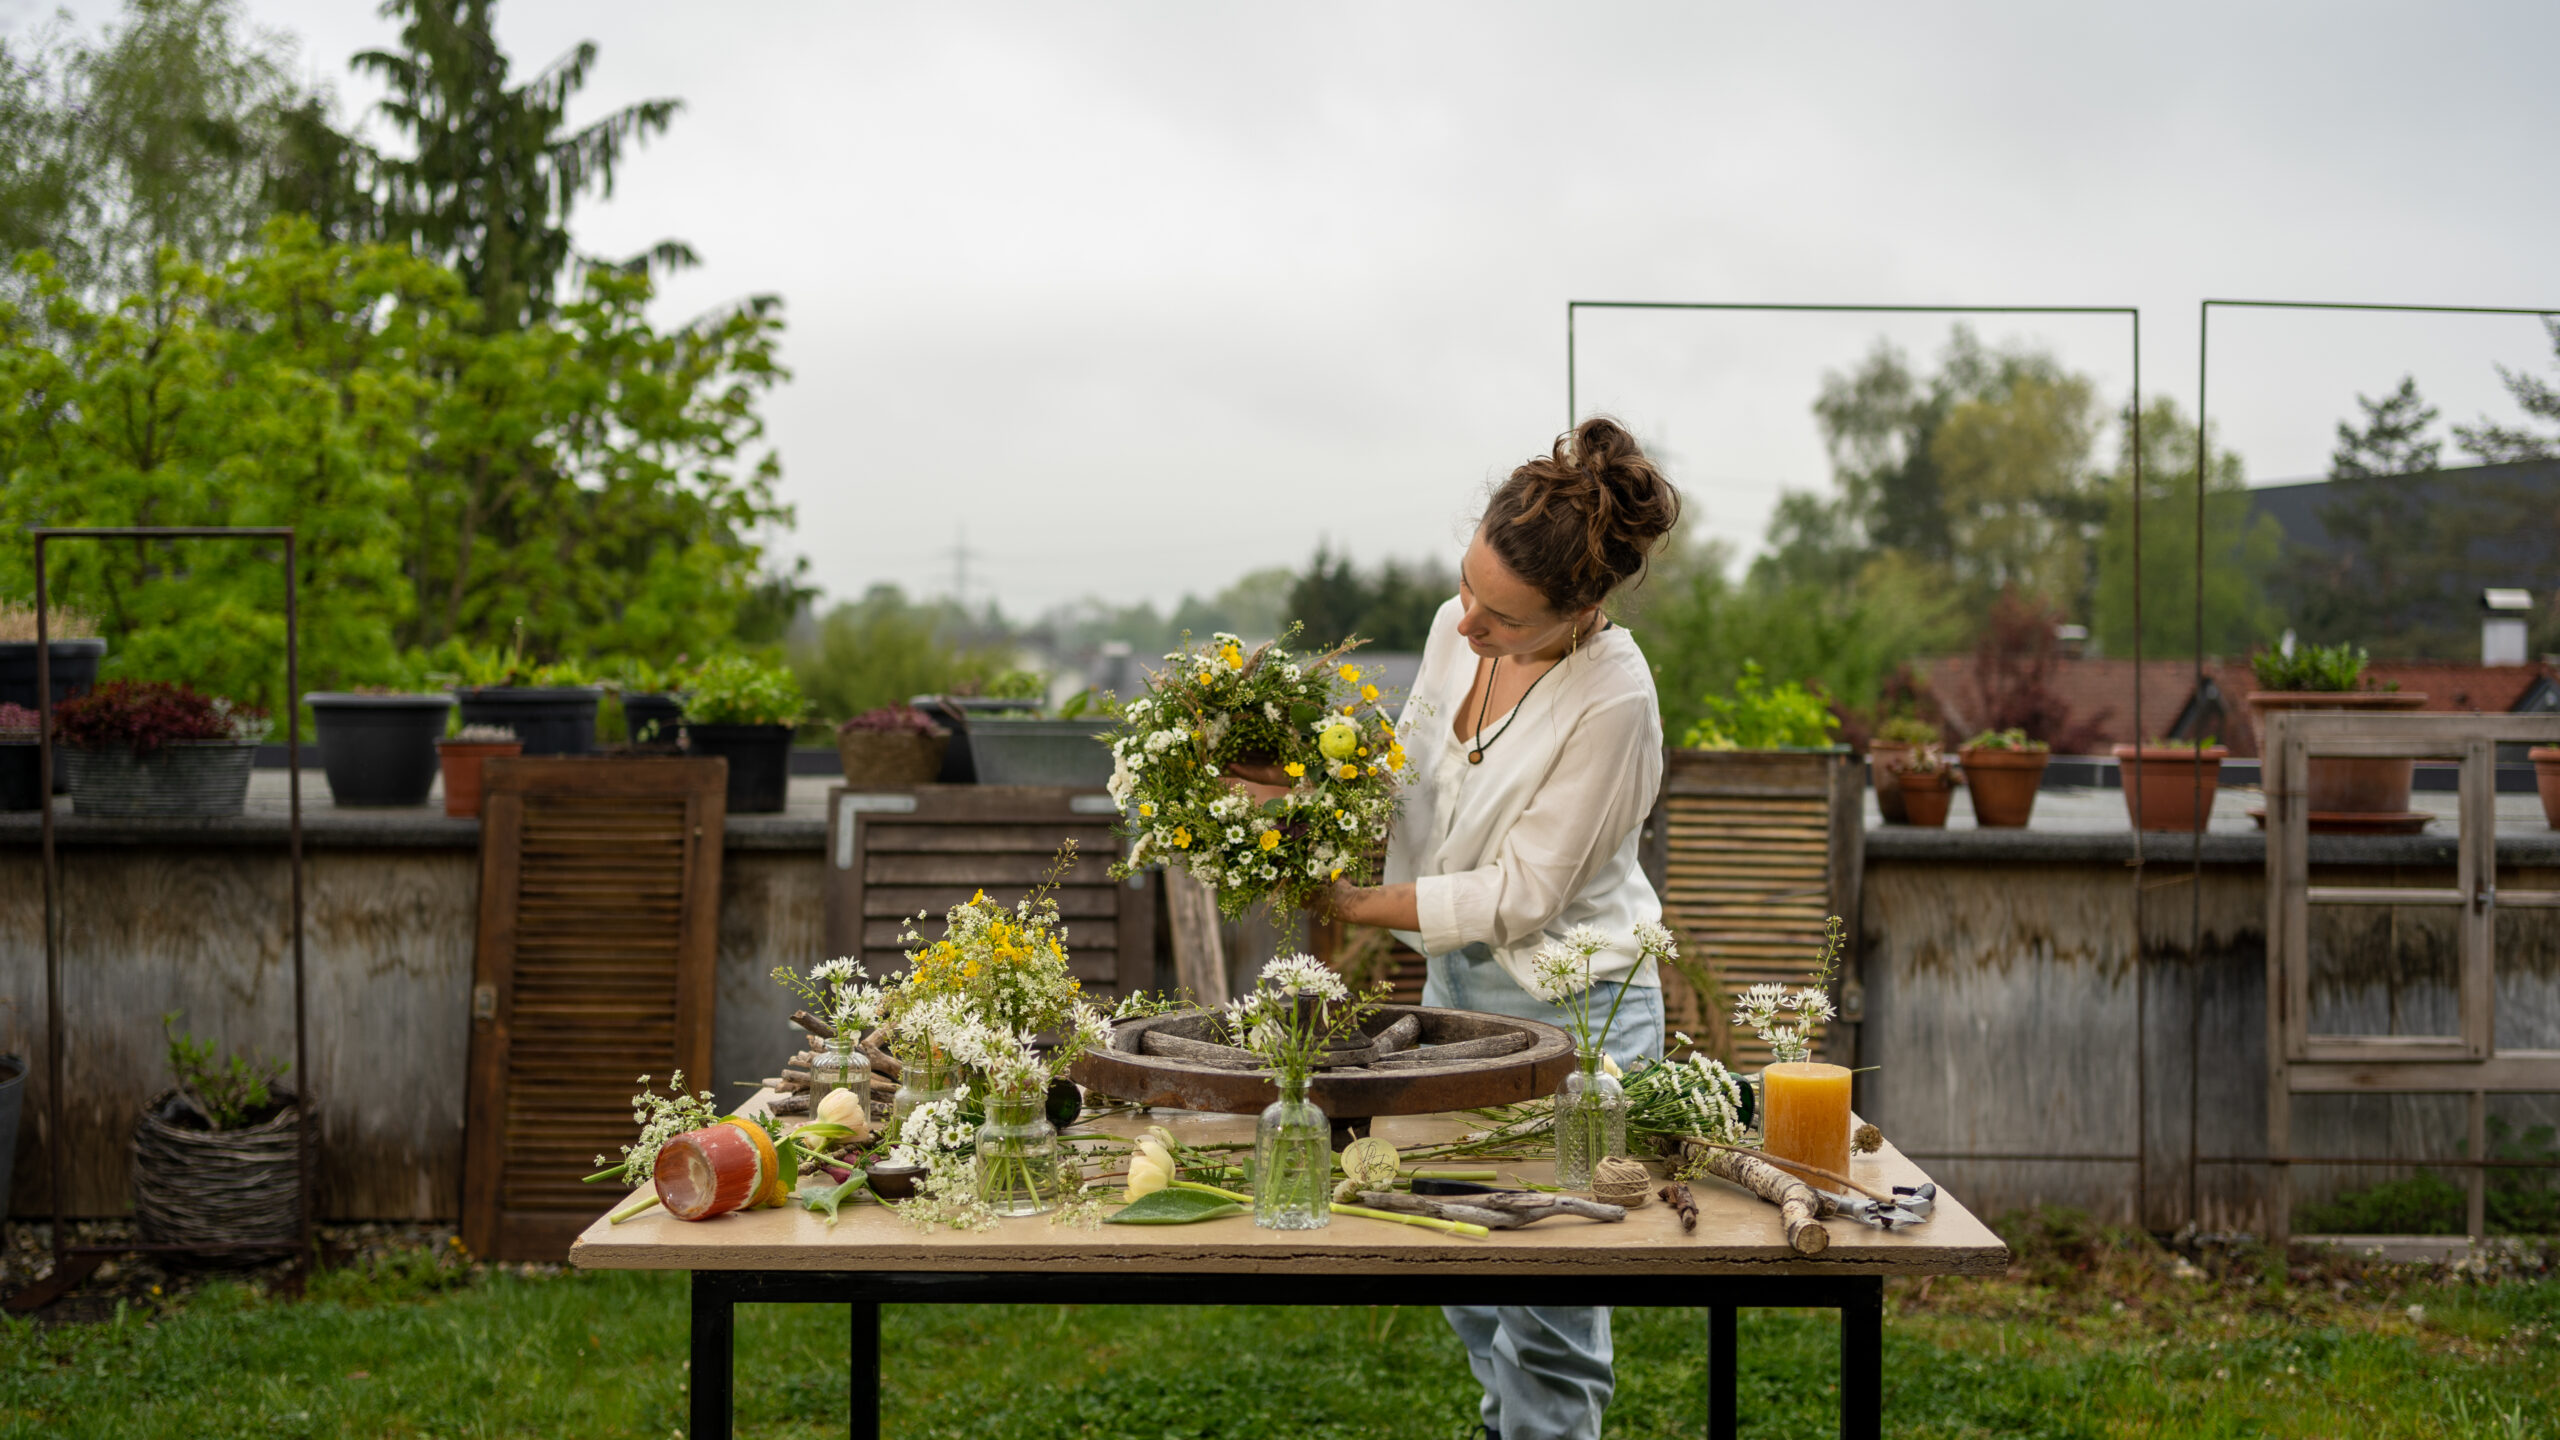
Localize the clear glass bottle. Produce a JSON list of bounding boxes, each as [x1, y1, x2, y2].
[[805, 1037, 871, 1124], [974, 1092, 1060, 1217], [1553, 1050, 1628, 1189], [887, 1052, 962, 1147], [1252, 1073, 1332, 1230]]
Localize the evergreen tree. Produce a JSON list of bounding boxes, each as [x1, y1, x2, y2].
[[2330, 376, 2442, 478], [2454, 318, 2560, 463]]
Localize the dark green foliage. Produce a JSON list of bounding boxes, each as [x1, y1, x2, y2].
[[682, 654, 806, 727], [789, 585, 1014, 722], [2452, 317, 2560, 464], [351, 0, 693, 332], [2332, 377, 2443, 479], [1286, 543, 1452, 652], [160, 1011, 288, 1130], [2295, 1121, 2560, 1236], [2089, 398, 2282, 659]]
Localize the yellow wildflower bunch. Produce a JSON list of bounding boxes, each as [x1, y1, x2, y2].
[[882, 869, 1093, 1059], [1104, 626, 1408, 918]]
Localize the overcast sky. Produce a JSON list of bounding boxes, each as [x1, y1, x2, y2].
[[31, 1, 2560, 618]]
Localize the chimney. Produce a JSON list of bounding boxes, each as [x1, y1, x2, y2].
[[2483, 589, 2531, 666]]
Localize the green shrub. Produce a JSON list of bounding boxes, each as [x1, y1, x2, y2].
[[1875, 714, 1941, 748], [162, 1013, 289, 1131], [683, 654, 806, 726], [1681, 661, 1840, 750], [1963, 727, 2048, 753]]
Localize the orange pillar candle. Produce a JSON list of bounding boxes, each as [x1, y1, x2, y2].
[[1760, 1062, 1853, 1184]]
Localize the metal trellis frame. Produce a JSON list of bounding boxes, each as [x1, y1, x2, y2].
[[2199, 299, 2560, 1247], [1565, 300, 2165, 1219], [5, 526, 307, 1314]]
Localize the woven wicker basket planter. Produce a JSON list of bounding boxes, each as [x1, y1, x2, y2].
[[131, 1088, 300, 1253], [835, 728, 948, 787], [64, 740, 257, 819]]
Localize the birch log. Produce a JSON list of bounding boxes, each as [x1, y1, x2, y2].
[[1696, 1147, 1831, 1255]]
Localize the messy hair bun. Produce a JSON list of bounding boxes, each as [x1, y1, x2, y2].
[[1481, 416, 1681, 614]]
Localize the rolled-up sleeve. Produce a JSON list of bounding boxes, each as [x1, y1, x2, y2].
[[1410, 693, 1661, 961]]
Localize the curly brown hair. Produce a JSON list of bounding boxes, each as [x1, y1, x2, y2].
[[1481, 416, 1681, 614]]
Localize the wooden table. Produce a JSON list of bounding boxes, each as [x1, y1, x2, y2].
[[570, 1100, 2006, 1440]]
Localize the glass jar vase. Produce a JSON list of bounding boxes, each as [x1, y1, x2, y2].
[[1252, 1074, 1332, 1230], [887, 1052, 962, 1148], [806, 1038, 871, 1124], [1553, 1050, 1628, 1189], [974, 1093, 1060, 1217]]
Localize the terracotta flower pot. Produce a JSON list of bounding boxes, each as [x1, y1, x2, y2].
[[437, 739, 523, 819], [1868, 741, 1912, 824], [2246, 691, 2428, 817], [1958, 747, 2049, 828], [1897, 769, 1952, 827], [2533, 748, 2560, 831], [2114, 745, 2228, 832]]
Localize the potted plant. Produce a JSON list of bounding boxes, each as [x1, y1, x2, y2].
[[445, 631, 601, 757], [836, 704, 951, 787], [56, 681, 268, 819], [132, 1013, 298, 1250], [0, 702, 39, 811], [306, 688, 454, 807], [2246, 641, 2426, 822], [1681, 662, 1843, 752], [2532, 746, 2560, 831], [946, 671, 1118, 787], [1894, 746, 1954, 827], [1867, 714, 1941, 825], [2115, 736, 2229, 832], [682, 654, 807, 813], [1958, 728, 2050, 828], [436, 723, 522, 819], [608, 656, 690, 751], [1, 602, 105, 794]]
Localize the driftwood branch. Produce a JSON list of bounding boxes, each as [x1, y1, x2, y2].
[[1140, 1030, 1261, 1069], [1366, 1032, 1531, 1070], [790, 1010, 834, 1039], [1695, 1148, 1831, 1256], [1660, 1182, 1699, 1232], [1370, 1012, 1421, 1055], [1680, 1137, 1894, 1202]]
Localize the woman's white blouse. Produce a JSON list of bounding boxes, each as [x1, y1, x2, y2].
[[1384, 595, 1666, 993]]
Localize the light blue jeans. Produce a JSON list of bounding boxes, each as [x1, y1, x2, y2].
[[1424, 943, 1665, 1440]]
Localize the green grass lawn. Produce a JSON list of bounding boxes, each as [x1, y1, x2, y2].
[[2, 1219, 2554, 1439]]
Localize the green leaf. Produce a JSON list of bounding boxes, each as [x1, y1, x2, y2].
[[1289, 701, 1322, 728], [1260, 797, 1288, 816], [791, 1174, 869, 1228], [1104, 1188, 1247, 1225]]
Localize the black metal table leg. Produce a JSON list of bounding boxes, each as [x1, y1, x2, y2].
[[1709, 1303, 1737, 1440], [850, 1300, 880, 1440], [691, 1272, 736, 1440], [1837, 1277, 1883, 1440]]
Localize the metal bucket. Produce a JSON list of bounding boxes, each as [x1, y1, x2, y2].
[[63, 741, 258, 818]]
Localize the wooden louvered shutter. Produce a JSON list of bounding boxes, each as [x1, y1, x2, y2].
[[823, 786, 1148, 999], [1642, 749, 1863, 1068], [462, 758, 727, 1261]]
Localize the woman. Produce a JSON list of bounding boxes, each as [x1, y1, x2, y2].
[[1328, 415, 1680, 1440]]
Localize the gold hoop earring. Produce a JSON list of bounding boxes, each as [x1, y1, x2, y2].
[[1569, 623, 1582, 658]]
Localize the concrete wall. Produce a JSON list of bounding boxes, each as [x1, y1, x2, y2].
[[1, 840, 825, 1221], [1856, 846, 2560, 1235]]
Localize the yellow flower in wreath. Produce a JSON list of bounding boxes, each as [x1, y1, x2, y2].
[[1259, 829, 1282, 851], [1172, 826, 1193, 848], [1339, 664, 1362, 683], [1360, 684, 1379, 703], [1284, 761, 1305, 778]]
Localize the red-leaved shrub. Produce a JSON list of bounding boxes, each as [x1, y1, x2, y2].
[[54, 681, 262, 756]]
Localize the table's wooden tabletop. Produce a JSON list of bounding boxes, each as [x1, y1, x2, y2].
[[569, 1096, 2007, 1279]]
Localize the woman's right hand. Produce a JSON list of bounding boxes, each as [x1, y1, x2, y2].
[[1222, 761, 1291, 803]]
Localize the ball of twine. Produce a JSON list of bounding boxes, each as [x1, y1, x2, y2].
[[1590, 1157, 1653, 1208]]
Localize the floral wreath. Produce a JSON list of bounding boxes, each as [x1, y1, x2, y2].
[[1105, 628, 1409, 917]]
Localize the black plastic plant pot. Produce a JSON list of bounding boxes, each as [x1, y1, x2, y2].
[[307, 692, 454, 807], [0, 743, 40, 811], [622, 692, 684, 749], [0, 638, 105, 794], [684, 722, 793, 813], [454, 685, 601, 756]]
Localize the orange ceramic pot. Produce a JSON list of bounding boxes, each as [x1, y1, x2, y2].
[[2532, 747, 2560, 831], [1958, 747, 2049, 828], [2114, 745, 2228, 832], [436, 739, 522, 819], [2246, 691, 2427, 816], [1868, 741, 1913, 824], [1898, 769, 1953, 827]]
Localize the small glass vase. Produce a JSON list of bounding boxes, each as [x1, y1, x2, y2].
[[1252, 1073, 1333, 1230], [1553, 1050, 1628, 1190], [806, 1038, 871, 1123], [887, 1053, 962, 1146], [974, 1093, 1059, 1217]]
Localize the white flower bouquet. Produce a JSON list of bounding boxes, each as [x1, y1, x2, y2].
[[1104, 628, 1409, 917]]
